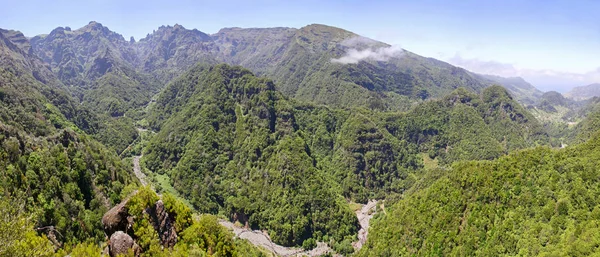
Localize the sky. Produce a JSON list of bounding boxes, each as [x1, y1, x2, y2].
[[1, 0, 599, 92]]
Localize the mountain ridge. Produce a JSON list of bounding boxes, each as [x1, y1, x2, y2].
[[565, 83, 600, 100], [13, 21, 544, 111]]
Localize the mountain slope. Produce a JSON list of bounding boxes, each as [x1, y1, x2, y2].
[[0, 28, 135, 246], [565, 83, 600, 100], [144, 64, 362, 247], [29, 22, 163, 153], [387, 86, 548, 165], [359, 132, 600, 256], [139, 24, 497, 109], [26, 22, 539, 112], [480, 74, 544, 105]]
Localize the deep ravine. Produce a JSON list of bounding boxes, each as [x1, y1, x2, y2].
[[131, 153, 378, 256]]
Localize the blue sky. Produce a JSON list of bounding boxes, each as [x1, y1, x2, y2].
[[1, 0, 599, 91]]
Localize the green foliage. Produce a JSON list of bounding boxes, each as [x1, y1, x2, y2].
[[0, 195, 55, 257], [0, 125, 133, 244], [179, 215, 236, 256], [391, 86, 548, 165], [93, 115, 138, 154], [163, 193, 193, 232], [127, 186, 160, 216], [145, 64, 399, 246], [359, 133, 600, 256], [0, 29, 136, 248], [123, 188, 265, 256], [60, 241, 103, 257], [302, 238, 317, 250]]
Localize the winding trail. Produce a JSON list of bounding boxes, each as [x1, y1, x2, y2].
[[218, 221, 335, 256], [132, 155, 148, 186]]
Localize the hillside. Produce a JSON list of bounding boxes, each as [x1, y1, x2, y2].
[[565, 83, 600, 100], [480, 74, 544, 105], [389, 86, 548, 165], [2, 19, 595, 256], [0, 27, 136, 251], [29, 22, 163, 153], [359, 131, 600, 256], [138, 63, 551, 252], [144, 64, 372, 247]]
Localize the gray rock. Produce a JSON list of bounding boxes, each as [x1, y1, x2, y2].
[[102, 199, 131, 237], [109, 231, 134, 257], [146, 200, 178, 248]]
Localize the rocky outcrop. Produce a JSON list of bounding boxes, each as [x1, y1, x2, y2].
[[101, 197, 179, 256], [109, 231, 136, 256], [146, 200, 178, 248], [102, 199, 132, 237]]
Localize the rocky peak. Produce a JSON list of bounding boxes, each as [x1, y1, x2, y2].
[[0, 29, 32, 54], [77, 21, 126, 42]]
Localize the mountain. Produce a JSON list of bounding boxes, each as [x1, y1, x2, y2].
[[479, 74, 544, 105], [0, 21, 577, 255], [0, 28, 136, 247], [137, 24, 501, 110], [536, 91, 573, 112], [27, 22, 538, 112], [359, 132, 600, 256], [140, 63, 549, 249], [565, 83, 600, 100], [144, 64, 364, 247], [389, 86, 548, 165], [30, 22, 163, 153]]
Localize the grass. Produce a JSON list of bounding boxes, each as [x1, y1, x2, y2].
[[421, 153, 439, 170], [349, 202, 363, 212], [154, 173, 194, 209]]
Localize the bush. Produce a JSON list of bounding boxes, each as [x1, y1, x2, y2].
[[302, 238, 317, 250]]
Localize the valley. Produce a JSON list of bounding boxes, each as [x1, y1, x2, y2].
[[1, 16, 600, 256]]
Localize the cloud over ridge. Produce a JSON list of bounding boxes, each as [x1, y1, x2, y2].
[[331, 36, 405, 64]]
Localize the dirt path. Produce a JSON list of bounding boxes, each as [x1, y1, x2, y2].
[[219, 221, 336, 256], [132, 155, 148, 187], [352, 200, 379, 251], [218, 200, 380, 256]]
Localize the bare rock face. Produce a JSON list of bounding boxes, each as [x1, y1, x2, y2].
[[146, 200, 178, 248], [102, 200, 131, 237], [109, 231, 134, 256]]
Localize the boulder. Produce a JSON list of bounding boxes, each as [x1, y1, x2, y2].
[[146, 200, 178, 248], [109, 231, 134, 257], [102, 200, 131, 237]]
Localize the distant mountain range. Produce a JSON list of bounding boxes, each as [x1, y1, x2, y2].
[[21, 21, 543, 111], [564, 83, 600, 100]]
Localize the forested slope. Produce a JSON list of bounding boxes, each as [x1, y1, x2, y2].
[[359, 130, 600, 256], [0, 28, 136, 251]]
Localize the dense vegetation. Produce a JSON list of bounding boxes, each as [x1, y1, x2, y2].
[[4, 20, 600, 256], [144, 64, 361, 247], [142, 63, 550, 249], [0, 28, 135, 249], [387, 86, 548, 165], [359, 131, 600, 256], [28, 22, 543, 114]]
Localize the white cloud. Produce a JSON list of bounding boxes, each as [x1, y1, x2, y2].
[[331, 36, 405, 64], [447, 54, 600, 92]]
